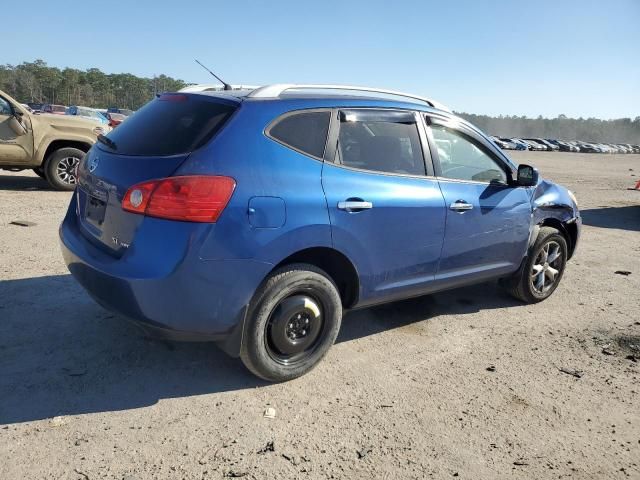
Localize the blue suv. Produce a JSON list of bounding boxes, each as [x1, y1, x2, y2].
[[60, 84, 581, 381]]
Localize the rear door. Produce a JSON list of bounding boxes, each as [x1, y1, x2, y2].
[[425, 116, 532, 284], [76, 93, 237, 256], [321, 109, 446, 304]]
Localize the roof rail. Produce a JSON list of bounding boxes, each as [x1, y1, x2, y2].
[[178, 84, 260, 93], [247, 84, 450, 111]]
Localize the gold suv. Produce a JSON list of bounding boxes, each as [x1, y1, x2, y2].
[[0, 89, 108, 190]]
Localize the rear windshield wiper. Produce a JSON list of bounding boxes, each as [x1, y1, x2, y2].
[[97, 134, 117, 151]]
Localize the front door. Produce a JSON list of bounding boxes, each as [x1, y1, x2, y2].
[[0, 97, 33, 164], [322, 109, 446, 305], [427, 119, 532, 285]]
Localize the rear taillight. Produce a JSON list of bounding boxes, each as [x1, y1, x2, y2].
[[122, 176, 236, 222]]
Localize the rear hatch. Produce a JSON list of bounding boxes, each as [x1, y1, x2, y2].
[[75, 93, 238, 256]]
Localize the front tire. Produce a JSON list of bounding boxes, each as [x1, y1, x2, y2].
[[506, 226, 568, 303], [45, 147, 85, 191], [240, 264, 343, 382]]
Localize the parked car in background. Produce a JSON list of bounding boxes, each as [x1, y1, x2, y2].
[[66, 106, 109, 125], [60, 84, 581, 381], [595, 143, 613, 153], [606, 144, 622, 154], [618, 144, 633, 153], [499, 138, 527, 150], [524, 138, 558, 152], [538, 139, 560, 152], [490, 136, 514, 150], [567, 141, 580, 152], [104, 112, 126, 128], [575, 141, 600, 153], [510, 138, 535, 150], [522, 139, 547, 151], [41, 104, 67, 115], [546, 139, 576, 152], [26, 102, 44, 113], [0, 89, 108, 190], [107, 107, 134, 116], [566, 141, 585, 152]]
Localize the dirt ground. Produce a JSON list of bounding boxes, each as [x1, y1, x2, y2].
[[0, 152, 639, 480]]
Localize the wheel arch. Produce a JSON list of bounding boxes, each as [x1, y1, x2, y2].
[[537, 216, 577, 259], [40, 140, 92, 166], [270, 246, 360, 308]]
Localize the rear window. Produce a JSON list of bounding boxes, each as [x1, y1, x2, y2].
[[103, 94, 236, 156], [267, 110, 331, 159]]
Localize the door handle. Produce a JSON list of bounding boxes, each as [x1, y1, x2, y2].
[[449, 200, 473, 212], [337, 200, 373, 212]]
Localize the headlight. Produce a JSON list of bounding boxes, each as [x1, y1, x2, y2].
[[568, 190, 578, 207]]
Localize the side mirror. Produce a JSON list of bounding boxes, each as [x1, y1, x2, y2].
[[517, 164, 538, 186], [8, 115, 27, 136]]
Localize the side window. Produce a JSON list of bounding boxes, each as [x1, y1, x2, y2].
[[430, 124, 508, 184], [335, 111, 425, 176], [268, 110, 331, 159], [0, 97, 12, 116]]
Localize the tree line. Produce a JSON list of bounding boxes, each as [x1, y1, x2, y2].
[[1, 60, 638, 143], [457, 113, 640, 144], [0, 60, 187, 110]]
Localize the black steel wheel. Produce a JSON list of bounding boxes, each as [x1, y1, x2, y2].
[[240, 264, 342, 382], [265, 293, 325, 365]]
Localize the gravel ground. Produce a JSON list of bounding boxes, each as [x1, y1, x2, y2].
[[0, 152, 639, 480]]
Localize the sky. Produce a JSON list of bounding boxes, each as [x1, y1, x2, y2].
[[5, 0, 639, 119]]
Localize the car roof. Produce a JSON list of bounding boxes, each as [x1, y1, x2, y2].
[[191, 90, 456, 121], [187, 84, 451, 113]]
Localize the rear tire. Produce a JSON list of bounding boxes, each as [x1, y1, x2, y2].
[[506, 226, 568, 303], [240, 263, 343, 382], [45, 147, 85, 191]]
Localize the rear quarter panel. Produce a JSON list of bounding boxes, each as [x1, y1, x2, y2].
[[176, 101, 334, 264]]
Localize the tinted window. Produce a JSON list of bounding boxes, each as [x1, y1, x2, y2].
[[431, 124, 507, 184], [335, 112, 425, 176], [268, 110, 330, 159], [104, 94, 236, 156]]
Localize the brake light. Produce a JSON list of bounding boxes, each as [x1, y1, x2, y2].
[[159, 93, 188, 102], [122, 176, 236, 222]]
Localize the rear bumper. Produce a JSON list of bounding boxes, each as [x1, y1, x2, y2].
[[59, 200, 273, 353]]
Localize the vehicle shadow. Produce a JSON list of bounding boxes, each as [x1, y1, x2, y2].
[[0, 173, 54, 191], [0, 274, 518, 424], [580, 206, 640, 232], [338, 283, 520, 343]]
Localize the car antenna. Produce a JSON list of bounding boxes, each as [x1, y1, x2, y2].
[[194, 59, 232, 91]]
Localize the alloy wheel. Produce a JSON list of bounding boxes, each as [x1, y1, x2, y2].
[[56, 156, 80, 185], [530, 240, 563, 295]]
